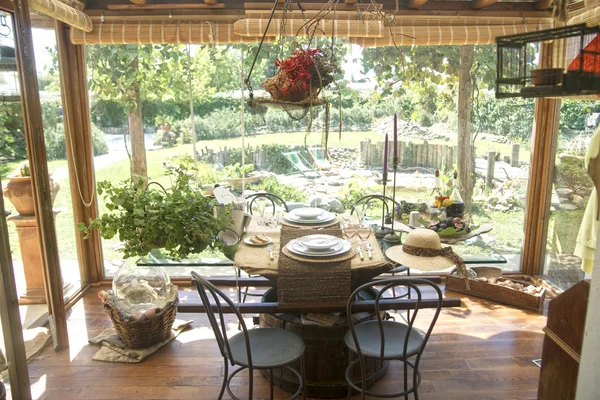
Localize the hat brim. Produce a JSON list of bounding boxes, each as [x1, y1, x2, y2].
[[385, 246, 456, 272]]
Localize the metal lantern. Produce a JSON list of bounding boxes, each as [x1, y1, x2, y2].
[[496, 24, 600, 99]]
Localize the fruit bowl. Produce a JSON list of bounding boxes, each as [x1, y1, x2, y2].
[[428, 217, 474, 237]]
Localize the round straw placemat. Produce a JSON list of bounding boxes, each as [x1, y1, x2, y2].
[[281, 243, 356, 263], [281, 219, 340, 229]]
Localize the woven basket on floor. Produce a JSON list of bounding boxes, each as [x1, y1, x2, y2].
[[104, 297, 179, 349]]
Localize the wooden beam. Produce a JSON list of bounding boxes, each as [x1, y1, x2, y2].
[[178, 297, 461, 313], [11, 5, 69, 350], [407, 0, 430, 9], [536, 0, 552, 10], [471, 0, 499, 9], [107, 3, 225, 10], [55, 22, 103, 284], [196, 275, 443, 288], [521, 43, 561, 277], [0, 179, 32, 400], [129, 0, 146, 4]]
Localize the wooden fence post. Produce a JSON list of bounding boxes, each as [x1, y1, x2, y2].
[[511, 143, 520, 167], [486, 150, 496, 190]]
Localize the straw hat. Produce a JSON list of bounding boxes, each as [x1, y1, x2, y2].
[[385, 228, 457, 271]]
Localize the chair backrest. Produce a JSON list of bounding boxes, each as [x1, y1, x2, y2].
[[245, 192, 289, 215], [308, 147, 332, 168], [282, 151, 316, 173], [191, 271, 253, 368], [350, 194, 400, 221], [346, 278, 443, 362]]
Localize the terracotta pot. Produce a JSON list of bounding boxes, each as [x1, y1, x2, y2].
[[3, 175, 60, 216]]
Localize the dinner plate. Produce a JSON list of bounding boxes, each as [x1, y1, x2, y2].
[[283, 212, 336, 224], [243, 236, 273, 246], [291, 207, 325, 220], [296, 234, 342, 251], [288, 239, 351, 257]]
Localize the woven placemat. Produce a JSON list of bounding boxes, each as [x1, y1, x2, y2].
[[281, 241, 356, 263], [280, 218, 340, 229], [278, 226, 351, 305]]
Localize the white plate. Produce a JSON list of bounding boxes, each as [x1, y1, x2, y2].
[[243, 236, 273, 246], [291, 207, 325, 220], [284, 212, 336, 224], [297, 234, 342, 251], [288, 239, 351, 257]]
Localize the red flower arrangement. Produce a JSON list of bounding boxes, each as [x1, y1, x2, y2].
[[274, 48, 321, 94]]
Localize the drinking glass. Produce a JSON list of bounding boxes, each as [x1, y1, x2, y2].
[[255, 199, 268, 230], [357, 223, 372, 245], [342, 223, 358, 243], [267, 211, 282, 231]]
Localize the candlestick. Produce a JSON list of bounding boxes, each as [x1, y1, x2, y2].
[[393, 113, 398, 159], [384, 156, 401, 243], [383, 134, 388, 175], [375, 171, 390, 239]]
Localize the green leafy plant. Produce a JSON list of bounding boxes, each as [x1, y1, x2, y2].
[[17, 161, 30, 177], [249, 176, 308, 203], [223, 163, 254, 179], [338, 175, 370, 211], [78, 163, 232, 259], [155, 114, 174, 127]]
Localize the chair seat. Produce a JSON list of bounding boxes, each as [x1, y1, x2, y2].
[[345, 321, 424, 359], [229, 328, 305, 368]]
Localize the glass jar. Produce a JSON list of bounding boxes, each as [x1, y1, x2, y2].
[[112, 258, 172, 315]]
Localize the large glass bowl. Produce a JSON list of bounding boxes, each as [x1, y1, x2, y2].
[[112, 258, 172, 315]]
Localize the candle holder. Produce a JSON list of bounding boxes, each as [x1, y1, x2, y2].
[[375, 171, 392, 239], [384, 157, 401, 243]]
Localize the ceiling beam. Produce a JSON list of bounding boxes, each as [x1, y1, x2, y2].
[[408, 0, 430, 9], [471, 0, 499, 9], [107, 3, 225, 9], [129, 0, 146, 5], [535, 0, 552, 10]]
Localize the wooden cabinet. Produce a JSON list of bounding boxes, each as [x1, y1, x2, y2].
[[538, 280, 590, 400]]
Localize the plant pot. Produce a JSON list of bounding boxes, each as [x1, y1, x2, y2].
[[262, 74, 320, 103], [160, 124, 171, 133], [3, 175, 60, 216]]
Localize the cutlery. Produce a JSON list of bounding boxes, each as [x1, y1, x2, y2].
[[356, 247, 364, 261], [365, 243, 373, 260], [268, 245, 274, 261]]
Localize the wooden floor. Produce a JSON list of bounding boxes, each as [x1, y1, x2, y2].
[[27, 286, 547, 400]]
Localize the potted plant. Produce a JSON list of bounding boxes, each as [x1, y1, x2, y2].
[[262, 47, 340, 102], [155, 115, 174, 133], [79, 162, 233, 260], [2, 161, 60, 216]]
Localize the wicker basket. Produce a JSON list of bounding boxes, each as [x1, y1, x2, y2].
[[104, 297, 179, 349]]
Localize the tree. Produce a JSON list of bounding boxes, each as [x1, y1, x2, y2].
[[87, 45, 194, 184], [458, 45, 475, 214]]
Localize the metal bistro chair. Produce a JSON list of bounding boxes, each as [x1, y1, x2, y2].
[[192, 272, 306, 400], [344, 278, 443, 400]]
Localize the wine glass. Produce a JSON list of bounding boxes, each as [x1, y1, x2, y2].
[[357, 222, 372, 245], [254, 199, 268, 230], [266, 211, 282, 231], [342, 223, 358, 243]]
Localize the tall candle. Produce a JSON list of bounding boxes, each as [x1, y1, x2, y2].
[[383, 134, 388, 174], [393, 113, 398, 160]]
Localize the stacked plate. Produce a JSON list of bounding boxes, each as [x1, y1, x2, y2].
[[287, 234, 351, 258], [283, 207, 336, 225]]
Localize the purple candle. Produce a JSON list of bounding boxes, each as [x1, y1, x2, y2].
[[393, 113, 398, 160], [383, 134, 388, 174]]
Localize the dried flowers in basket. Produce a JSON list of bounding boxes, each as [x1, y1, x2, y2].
[[262, 46, 340, 103]]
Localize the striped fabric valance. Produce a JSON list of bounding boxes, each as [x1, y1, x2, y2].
[[568, 6, 600, 26], [30, 0, 92, 32], [233, 19, 384, 38], [352, 23, 554, 47], [70, 22, 263, 44]]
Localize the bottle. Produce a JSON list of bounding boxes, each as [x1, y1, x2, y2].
[[447, 170, 465, 219], [428, 170, 442, 220]]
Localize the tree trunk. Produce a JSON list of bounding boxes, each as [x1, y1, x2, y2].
[[458, 45, 475, 215], [128, 84, 147, 186]]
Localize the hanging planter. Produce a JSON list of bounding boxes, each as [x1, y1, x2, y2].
[[261, 47, 337, 104]]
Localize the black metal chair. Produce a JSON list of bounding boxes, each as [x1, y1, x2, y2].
[[192, 272, 306, 400], [349, 194, 399, 223], [344, 278, 443, 400], [245, 192, 289, 216]]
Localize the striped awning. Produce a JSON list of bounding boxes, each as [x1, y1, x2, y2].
[[233, 19, 385, 38], [30, 0, 92, 32], [70, 22, 263, 44], [352, 22, 554, 46]]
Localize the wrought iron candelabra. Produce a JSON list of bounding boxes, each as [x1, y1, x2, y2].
[[384, 157, 401, 243], [375, 171, 391, 239]]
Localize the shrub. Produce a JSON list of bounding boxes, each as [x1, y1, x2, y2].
[[45, 123, 109, 160], [554, 155, 593, 197], [249, 176, 308, 202]]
